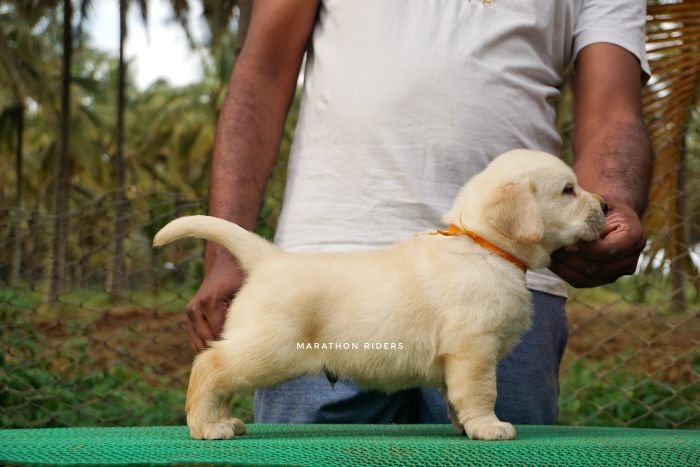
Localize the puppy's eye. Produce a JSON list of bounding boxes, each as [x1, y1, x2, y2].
[[562, 183, 576, 195]]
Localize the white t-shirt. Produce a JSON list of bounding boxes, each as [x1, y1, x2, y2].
[[274, 0, 649, 297]]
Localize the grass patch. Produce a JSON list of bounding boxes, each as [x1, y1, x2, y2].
[[1, 298, 253, 428], [560, 356, 699, 429]]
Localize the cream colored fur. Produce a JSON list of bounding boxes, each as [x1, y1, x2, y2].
[[153, 149, 606, 441]]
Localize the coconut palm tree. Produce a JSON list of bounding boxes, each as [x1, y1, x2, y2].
[[42, 0, 92, 302], [110, 0, 196, 297], [128, 80, 216, 197], [0, 6, 49, 281], [45, 0, 75, 303], [109, 0, 147, 298]]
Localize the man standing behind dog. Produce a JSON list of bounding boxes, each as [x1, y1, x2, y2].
[[185, 0, 652, 425]]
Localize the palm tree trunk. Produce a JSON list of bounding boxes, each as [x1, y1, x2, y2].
[[10, 104, 24, 283], [110, 0, 128, 299], [670, 135, 688, 311], [47, 0, 73, 303]]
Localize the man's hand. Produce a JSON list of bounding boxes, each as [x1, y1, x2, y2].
[[550, 196, 646, 288], [186, 257, 244, 352]]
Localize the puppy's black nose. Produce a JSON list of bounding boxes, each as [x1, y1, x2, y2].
[[600, 199, 609, 215]]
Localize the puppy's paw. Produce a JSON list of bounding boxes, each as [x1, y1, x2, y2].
[[464, 416, 516, 441], [190, 417, 246, 440]]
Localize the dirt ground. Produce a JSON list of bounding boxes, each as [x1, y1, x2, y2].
[[38, 308, 194, 386], [36, 304, 698, 387], [565, 303, 698, 384]]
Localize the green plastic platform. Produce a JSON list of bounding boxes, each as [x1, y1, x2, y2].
[[1, 424, 698, 466]]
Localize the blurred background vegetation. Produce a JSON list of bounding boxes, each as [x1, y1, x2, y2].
[[0, 0, 698, 429]]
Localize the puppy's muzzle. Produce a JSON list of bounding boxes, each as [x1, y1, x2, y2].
[[583, 195, 607, 241]]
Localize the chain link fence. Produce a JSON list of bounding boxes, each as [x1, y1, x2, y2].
[[1, 179, 698, 429], [2, 193, 206, 427]]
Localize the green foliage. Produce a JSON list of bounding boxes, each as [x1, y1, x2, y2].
[[560, 356, 699, 429], [1, 306, 180, 427], [0, 287, 252, 428], [1, 358, 186, 428], [570, 273, 700, 313]]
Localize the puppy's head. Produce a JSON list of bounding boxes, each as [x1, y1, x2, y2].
[[444, 149, 606, 267]]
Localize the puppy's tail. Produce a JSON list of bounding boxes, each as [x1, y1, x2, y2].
[[153, 215, 279, 271]]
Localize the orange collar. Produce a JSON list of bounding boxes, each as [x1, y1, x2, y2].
[[433, 224, 528, 273]]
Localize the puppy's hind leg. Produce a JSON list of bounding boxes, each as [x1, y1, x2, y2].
[[186, 344, 248, 440], [443, 342, 516, 441], [187, 332, 303, 440]]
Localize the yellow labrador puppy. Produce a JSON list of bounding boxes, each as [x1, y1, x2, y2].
[[154, 149, 606, 441]]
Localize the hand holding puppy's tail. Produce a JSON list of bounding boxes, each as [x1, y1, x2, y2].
[[153, 215, 279, 271]]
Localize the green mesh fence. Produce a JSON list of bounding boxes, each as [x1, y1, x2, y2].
[[1, 424, 699, 466]]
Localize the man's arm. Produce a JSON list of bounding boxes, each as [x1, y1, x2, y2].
[[550, 43, 653, 287], [187, 0, 320, 352]]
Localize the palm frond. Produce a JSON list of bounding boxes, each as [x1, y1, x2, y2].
[[642, 0, 700, 284]]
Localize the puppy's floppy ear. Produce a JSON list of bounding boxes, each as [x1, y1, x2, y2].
[[485, 179, 544, 244]]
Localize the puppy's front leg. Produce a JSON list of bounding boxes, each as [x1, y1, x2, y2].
[[443, 350, 516, 441]]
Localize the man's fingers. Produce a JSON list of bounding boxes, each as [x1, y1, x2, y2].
[[550, 256, 610, 288], [186, 300, 216, 352], [186, 318, 206, 353], [186, 291, 233, 353], [550, 251, 640, 288], [552, 249, 641, 275], [559, 234, 646, 264], [582, 214, 646, 258], [184, 264, 243, 353], [205, 296, 230, 338]]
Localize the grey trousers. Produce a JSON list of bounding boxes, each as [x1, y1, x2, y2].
[[254, 290, 567, 424]]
